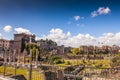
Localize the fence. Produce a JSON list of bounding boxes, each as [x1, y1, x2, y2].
[[0, 62, 120, 80], [0, 62, 44, 80]]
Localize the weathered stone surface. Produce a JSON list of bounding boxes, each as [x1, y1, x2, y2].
[[23, 49, 27, 64], [0, 62, 3, 66], [57, 70, 64, 80], [13, 49, 16, 62], [44, 71, 57, 80], [29, 49, 32, 64], [35, 49, 38, 65], [11, 74, 27, 80]]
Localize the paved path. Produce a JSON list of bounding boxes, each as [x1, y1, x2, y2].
[[0, 76, 14, 80]]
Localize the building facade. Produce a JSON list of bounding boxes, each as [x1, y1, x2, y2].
[[9, 33, 36, 52], [0, 39, 10, 50]]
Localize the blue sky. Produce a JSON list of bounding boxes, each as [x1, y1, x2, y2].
[[0, 0, 120, 47]]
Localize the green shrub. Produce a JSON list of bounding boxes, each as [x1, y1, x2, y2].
[[111, 56, 120, 67], [54, 59, 63, 64], [52, 56, 62, 61], [66, 61, 71, 65], [51, 56, 63, 64]]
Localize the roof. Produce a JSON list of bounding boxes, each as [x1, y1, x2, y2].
[[0, 39, 9, 42]]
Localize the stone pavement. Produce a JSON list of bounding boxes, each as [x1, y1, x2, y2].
[[0, 76, 14, 80], [83, 77, 119, 80]]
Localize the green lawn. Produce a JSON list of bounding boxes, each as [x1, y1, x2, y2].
[[0, 66, 44, 80], [57, 59, 111, 68]]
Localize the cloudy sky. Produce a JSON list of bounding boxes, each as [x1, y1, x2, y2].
[[0, 0, 120, 47]]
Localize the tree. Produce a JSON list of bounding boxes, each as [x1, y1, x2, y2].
[[32, 46, 36, 59], [79, 50, 84, 54], [51, 56, 63, 64], [72, 48, 79, 55], [26, 44, 37, 53], [79, 47, 84, 55], [98, 50, 108, 54], [88, 50, 93, 54], [26, 44, 40, 60], [111, 55, 120, 67]]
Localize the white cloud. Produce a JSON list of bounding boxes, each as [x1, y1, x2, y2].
[[91, 11, 98, 17], [0, 33, 2, 39], [37, 28, 120, 47], [91, 7, 111, 17], [74, 16, 80, 21], [14, 27, 32, 34], [103, 33, 114, 37], [3, 25, 12, 32], [98, 7, 111, 14]]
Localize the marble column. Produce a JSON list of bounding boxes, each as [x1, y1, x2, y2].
[[29, 49, 32, 64], [18, 49, 20, 63], [23, 49, 27, 64], [4, 50, 7, 63], [35, 49, 38, 65], [13, 49, 16, 63], [9, 50, 12, 63]]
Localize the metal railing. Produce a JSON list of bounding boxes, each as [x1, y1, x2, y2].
[[0, 62, 44, 80], [0, 62, 120, 80]]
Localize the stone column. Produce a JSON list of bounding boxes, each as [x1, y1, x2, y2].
[[9, 50, 12, 63], [35, 49, 38, 65], [18, 49, 20, 63], [23, 49, 27, 64], [4, 50, 7, 63], [29, 49, 32, 64], [62, 45, 64, 54], [13, 49, 16, 63], [57, 70, 64, 80]]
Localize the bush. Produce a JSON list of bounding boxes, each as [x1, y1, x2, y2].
[[111, 56, 120, 67], [52, 56, 61, 61], [66, 61, 71, 65], [54, 59, 63, 64], [40, 66, 49, 71], [64, 66, 75, 74], [51, 56, 64, 64], [95, 63, 103, 68]]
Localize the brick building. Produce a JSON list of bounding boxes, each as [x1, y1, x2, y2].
[[9, 33, 36, 52], [0, 39, 10, 50], [36, 39, 66, 54]]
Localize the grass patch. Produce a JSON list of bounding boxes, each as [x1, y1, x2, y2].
[[0, 66, 44, 80], [59, 59, 111, 68]]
